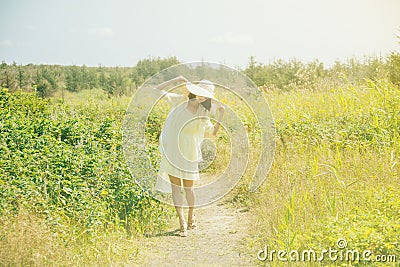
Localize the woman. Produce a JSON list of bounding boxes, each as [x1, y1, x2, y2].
[[153, 76, 225, 237]]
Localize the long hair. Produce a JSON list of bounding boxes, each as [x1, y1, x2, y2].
[[188, 92, 211, 112], [200, 98, 211, 111]]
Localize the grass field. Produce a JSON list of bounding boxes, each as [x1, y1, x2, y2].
[[0, 77, 399, 266], [246, 79, 399, 266]]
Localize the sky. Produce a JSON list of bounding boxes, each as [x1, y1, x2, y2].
[[0, 0, 399, 68]]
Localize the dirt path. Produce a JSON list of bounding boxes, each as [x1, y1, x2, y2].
[[131, 200, 257, 266]]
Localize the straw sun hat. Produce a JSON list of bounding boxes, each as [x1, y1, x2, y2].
[[185, 80, 216, 99]]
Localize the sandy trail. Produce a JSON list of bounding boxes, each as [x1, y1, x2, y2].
[[131, 199, 256, 266]]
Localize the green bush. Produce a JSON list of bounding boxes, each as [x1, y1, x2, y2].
[[0, 88, 171, 236]]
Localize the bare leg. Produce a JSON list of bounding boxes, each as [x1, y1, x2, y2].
[[169, 175, 186, 235], [183, 179, 196, 226]]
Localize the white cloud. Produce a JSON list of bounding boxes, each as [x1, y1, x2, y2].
[[210, 32, 254, 45], [88, 27, 114, 38], [0, 40, 13, 47]]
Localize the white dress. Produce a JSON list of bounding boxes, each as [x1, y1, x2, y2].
[[153, 89, 215, 193]]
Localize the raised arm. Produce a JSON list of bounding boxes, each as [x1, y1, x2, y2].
[[152, 75, 188, 108], [155, 75, 187, 91]]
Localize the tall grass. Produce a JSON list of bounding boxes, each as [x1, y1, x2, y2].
[[247, 79, 399, 266], [0, 208, 143, 266]]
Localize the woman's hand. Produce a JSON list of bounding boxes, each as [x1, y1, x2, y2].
[[175, 75, 188, 83], [217, 105, 225, 121], [217, 105, 225, 116]]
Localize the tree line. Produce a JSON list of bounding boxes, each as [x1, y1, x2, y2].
[[0, 57, 180, 97], [244, 52, 400, 91], [1, 52, 399, 97]]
